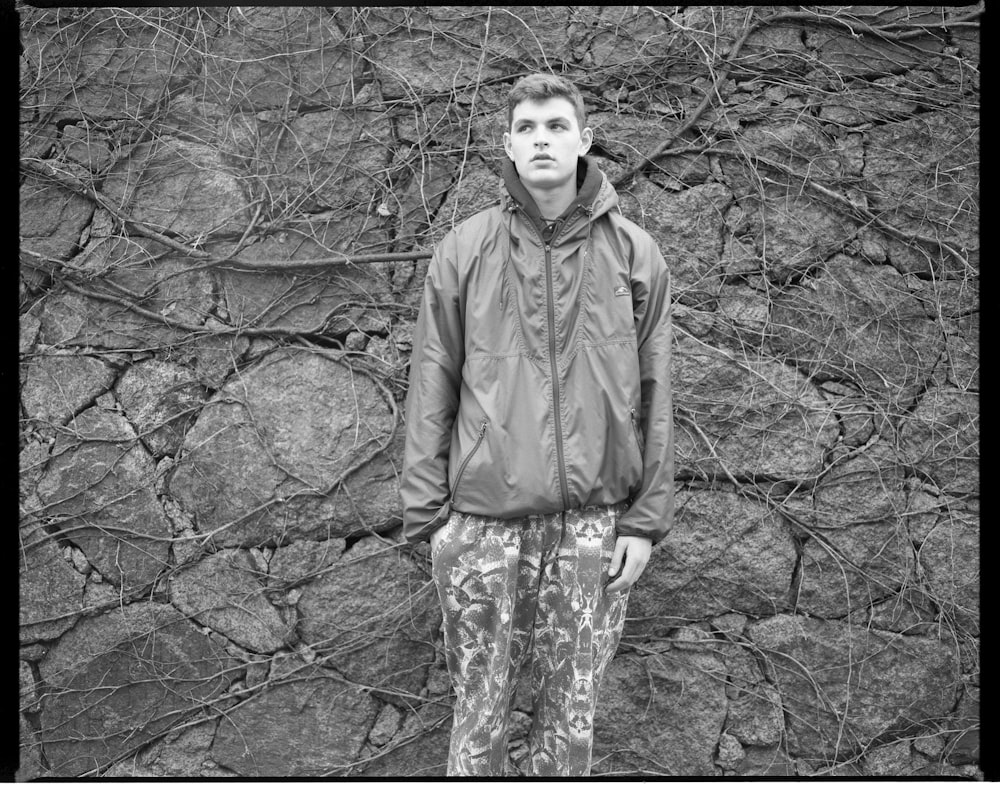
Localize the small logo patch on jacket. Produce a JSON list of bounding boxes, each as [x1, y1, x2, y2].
[[614, 285, 630, 296]]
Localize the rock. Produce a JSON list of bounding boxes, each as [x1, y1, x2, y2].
[[102, 719, 229, 778], [20, 354, 117, 427], [746, 615, 959, 759], [83, 574, 120, 610], [862, 740, 916, 776], [23, 9, 185, 123], [737, 121, 848, 180], [806, 10, 944, 77], [217, 226, 394, 339], [811, 441, 907, 528], [674, 336, 839, 481], [899, 387, 978, 496], [200, 7, 362, 110], [162, 497, 203, 566], [35, 406, 171, 593], [740, 20, 812, 75], [68, 546, 91, 574], [817, 381, 880, 448], [101, 136, 250, 237], [427, 164, 503, 240], [769, 257, 944, 407], [591, 645, 727, 776], [38, 602, 238, 776], [268, 537, 345, 585], [719, 186, 857, 282], [20, 661, 40, 714], [619, 181, 732, 308], [172, 329, 249, 391], [258, 107, 392, 211], [913, 733, 946, 759], [20, 174, 94, 261], [726, 682, 784, 749], [37, 290, 144, 350], [211, 660, 377, 776], [365, 7, 506, 99], [168, 348, 400, 546], [358, 700, 453, 777], [626, 490, 797, 633], [847, 588, 938, 636], [19, 523, 84, 644], [945, 311, 979, 391], [795, 518, 914, 619], [576, 6, 677, 70], [716, 732, 745, 770], [19, 441, 49, 502], [917, 506, 979, 636], [114, 360, 207, 457], [732, 744, 797, 777], [394, 146, 463, 249], [36, 241, 217, 354], [715, 283, 770, 335], [17, 713, 44, 782], [20, 311, 41, 354], [718, 643, 784, 747], [295, 536, 440, 703], [368, 704, 404, 747], [589, 112, 712, 188], [170, 549, 295, 654], [60, 122, 115, 171], [945, 684, 979, 765], [863, 110, 978, 277], [711, 613, 747, 637]]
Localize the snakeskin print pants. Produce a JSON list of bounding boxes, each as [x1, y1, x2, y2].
[[431, 504, 630, 776]]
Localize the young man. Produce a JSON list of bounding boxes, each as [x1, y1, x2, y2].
[[401, 73, 674, 776]]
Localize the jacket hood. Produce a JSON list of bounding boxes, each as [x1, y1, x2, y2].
[[500, 155, 618, 231]]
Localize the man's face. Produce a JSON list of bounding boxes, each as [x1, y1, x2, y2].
[[503, 96, 593, 193]]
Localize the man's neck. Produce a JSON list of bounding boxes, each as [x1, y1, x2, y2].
[[523, 181, 578, 221]]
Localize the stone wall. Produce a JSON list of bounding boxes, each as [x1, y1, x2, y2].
[[18, 5, 979, 779]]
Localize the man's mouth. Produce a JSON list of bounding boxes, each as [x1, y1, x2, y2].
[[532, 154, 555, 162]]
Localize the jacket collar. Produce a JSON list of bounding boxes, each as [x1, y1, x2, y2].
[[502, 155, 606, 230]]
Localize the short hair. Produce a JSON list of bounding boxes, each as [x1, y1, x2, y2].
[[506, 73, 587, 131]]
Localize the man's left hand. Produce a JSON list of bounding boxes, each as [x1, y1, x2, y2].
[[606, 535, 652, 593]]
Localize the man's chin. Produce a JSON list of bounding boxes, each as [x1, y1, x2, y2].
[[522, 172, 571, 190]]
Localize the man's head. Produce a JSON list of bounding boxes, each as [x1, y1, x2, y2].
[[506, 73, 587, 131], [503, 73, 593, 196]]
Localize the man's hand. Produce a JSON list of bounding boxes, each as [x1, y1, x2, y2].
[[606, 535, 652, 594], [429, 525, 445, 556]]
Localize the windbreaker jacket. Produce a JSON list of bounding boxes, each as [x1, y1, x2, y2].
[[401, 157, 674, 544]]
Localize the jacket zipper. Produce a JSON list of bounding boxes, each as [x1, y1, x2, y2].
[[543, 236, 571, 510], [515, 204, 586, 510], [630, 407, 646, 454], [450, 418, 488, 505]]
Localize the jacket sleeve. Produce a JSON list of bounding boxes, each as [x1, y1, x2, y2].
[[400, 231, 465, 543], [618, 234, 674, 544]]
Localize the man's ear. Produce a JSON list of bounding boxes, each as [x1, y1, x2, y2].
[[502, 131, 514, 161], [579, 126, 593, 155]]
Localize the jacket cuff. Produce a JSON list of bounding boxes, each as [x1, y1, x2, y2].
[[403, 501, 452, 544]]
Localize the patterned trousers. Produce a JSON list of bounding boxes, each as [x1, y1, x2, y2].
[[431, 504, 629, 776]]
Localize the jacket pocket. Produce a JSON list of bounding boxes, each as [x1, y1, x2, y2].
[[630, 407, 646, 455], [450, 418, 489, 506]]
